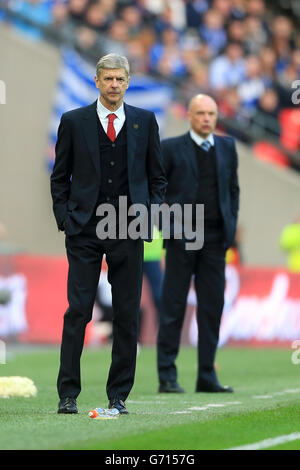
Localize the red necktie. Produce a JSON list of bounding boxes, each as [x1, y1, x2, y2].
[[107, 113, 117, 142]]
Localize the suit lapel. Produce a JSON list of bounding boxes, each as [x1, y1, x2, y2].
[[213, 134, 226, 179], [124, 103, 138, 176], [82, 101, 101, 177], [183, 132, 198, 179]]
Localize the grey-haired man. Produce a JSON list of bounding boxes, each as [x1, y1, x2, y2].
[[51, 54, 167, 414]]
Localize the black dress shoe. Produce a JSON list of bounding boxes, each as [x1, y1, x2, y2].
[[196, 381, 234, 393], [108, 399, 129, 415], [158, 381, 185, 393], [58, 397, 78, 414]]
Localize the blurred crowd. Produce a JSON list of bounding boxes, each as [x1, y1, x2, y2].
[[2, 0, 300, 159]]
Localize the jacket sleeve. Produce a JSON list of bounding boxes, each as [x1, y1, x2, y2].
[[230, 139, 240, 222], [50, 114, 73, 230], [146, 113, 167, 205]]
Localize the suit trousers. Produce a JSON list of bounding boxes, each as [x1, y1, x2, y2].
[[57, 222, 144, 401], [157, 236, 225, 387]]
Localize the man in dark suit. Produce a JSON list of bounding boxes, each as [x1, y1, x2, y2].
[[157, 94, 239, 394], [51, 53, 167, 414]]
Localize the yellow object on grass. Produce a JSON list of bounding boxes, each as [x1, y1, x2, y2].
[[0, 377, 37, 398]]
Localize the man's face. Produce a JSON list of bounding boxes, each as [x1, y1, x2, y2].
[[95, 68, 129, 109], [187, 97, 218, 138]]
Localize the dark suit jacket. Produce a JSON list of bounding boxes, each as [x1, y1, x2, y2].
[[161, 132, 240, 249], [50, 101, 167, 237]]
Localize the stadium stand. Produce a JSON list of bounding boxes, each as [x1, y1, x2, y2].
[[1, 0, 300, 171]]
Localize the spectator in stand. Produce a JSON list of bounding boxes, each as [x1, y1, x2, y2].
[[84, 1, 109, 33], [271, 15, 295, 76], [212, 0, 234, 23], [127, 37, 149, 74], [218, 87, 241, 120], [237, 55, 265, 117], [180, 64, 212, 104], [153, 2, 176, 36], [100, 0, 117, 20], [246, 0, 266, 18], [68, 0, 89, 26], [259, 46, 277, 87], [199, 8, 227, 57], [86, 18, 130, 57], [119, 4, 144, 36], [251, 87, 281, 138], [209, 41, 246, 91], [292, 49, 300, 76], [231, 0, 247, 20], [243, 15, 269, 55], [149, 26, 187, 81], [226, 18, 246, 46], [10, 0, 53, 40], [185, 0, 209, 29], [51, 2, 69, 31]]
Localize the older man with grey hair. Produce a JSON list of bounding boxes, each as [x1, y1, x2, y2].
[[51, 53, 167, 415]]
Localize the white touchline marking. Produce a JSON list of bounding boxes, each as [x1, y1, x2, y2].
[[188, 402, 242, 411], [127, 400, 164, 404], [170, 411, 193, 415], [206, 404, 226, 407], [188, 407, 209, 411], [227, 432, 300, 450], [277, 388, 300, 395], [252, 388, 300, 400], [252, 395, 273, 399]]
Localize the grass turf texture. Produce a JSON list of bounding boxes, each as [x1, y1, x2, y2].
[[0, 346, 300, 450]]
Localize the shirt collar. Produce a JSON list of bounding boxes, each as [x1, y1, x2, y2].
[[97, 98, 125, 119], [189, 129, 214, 147]]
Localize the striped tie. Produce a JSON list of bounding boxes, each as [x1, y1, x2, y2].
[[201, 140, 211, 152]]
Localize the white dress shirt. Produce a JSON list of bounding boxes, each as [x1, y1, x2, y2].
[[189, 129, 215, 148], [96, 98, 126, 137]]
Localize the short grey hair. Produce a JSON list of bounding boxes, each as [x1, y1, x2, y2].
[[96, 53, 130, 79]]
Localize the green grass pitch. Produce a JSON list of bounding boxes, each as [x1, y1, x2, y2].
[[0, 345, 300, 450]]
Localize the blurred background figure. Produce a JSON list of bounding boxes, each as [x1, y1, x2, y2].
[[279, 216, 300, 273], [142, 227, 164, 322]]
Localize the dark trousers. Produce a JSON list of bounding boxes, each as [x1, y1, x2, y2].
[[157, 236, 225, 387], [57, 223, 144, 401]]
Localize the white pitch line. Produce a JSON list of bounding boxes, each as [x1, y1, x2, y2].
[[252, 388, 300, 400], [228, 432, 300, 450], [127, 400, 165, 404], [188, 406, 209, 411], [188, 402, 242, 411], [252, 395, 273, 399]]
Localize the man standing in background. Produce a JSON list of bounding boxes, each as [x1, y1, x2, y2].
[[157, 94, 240, 394]]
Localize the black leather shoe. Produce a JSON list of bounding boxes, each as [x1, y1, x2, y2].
[[196, 381, 234, 393], [57, 397, 78, 414], [158, 381, 185, 393], [108, 399, 129, 415]]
